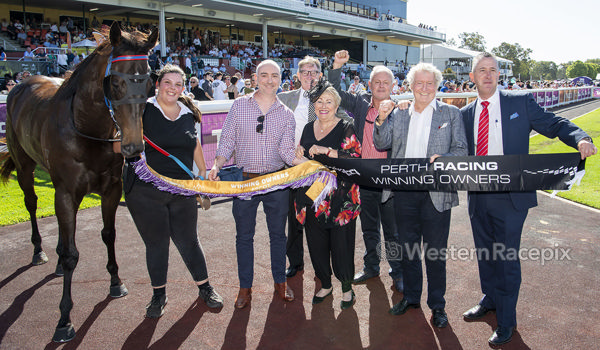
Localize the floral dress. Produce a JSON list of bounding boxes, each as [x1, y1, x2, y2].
[[295, 119, 362, 227]]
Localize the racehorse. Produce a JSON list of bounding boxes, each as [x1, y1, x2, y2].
[[0, 22, 157, 342]]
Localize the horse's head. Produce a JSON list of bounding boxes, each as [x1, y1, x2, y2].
[[103, 22, 158, 158]]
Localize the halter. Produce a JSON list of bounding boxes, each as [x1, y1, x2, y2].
[[101, 54, 151, 139], [71, 54, 151, 142]]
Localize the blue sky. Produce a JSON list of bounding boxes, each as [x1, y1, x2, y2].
[[407, 0, 599, 64]]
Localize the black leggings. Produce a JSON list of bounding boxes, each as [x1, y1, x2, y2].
[[125, 181, 209, 287]]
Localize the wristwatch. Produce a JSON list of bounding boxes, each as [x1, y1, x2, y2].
[[579, 137, 593, 144]]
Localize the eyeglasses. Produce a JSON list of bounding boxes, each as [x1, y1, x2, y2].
[[6, 83, 15, 86], [299, 70, 320, 77], [256, 115, 264, 133]]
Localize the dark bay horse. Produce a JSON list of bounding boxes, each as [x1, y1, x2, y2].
[[0, 22, 157, 342]]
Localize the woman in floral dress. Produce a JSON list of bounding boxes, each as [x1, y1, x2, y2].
[[295, 80, 361, 309]]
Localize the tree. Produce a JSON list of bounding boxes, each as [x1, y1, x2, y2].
[[491, 42, 532, 80], [566, 60, 589, 78], [556, 64, 568, 80], [458, 32, 486, 52], [445, 38, 457, 47], [530, 61, 558, 80], [586, 62, 599, 79]]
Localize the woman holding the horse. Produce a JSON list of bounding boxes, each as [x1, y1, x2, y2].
[[294, 80, 362, 309], [117, 64, 223, 317]]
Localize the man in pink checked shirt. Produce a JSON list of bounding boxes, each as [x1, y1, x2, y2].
[[208, 59, 306, 309]]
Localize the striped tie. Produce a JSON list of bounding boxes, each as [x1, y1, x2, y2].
[[476, 101, 490, 156]]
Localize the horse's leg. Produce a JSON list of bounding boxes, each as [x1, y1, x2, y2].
[[101, 183, 128, 298], [13, 152, 47, 265], [54, 233, 64, 276], [52, 188, 81, 343]]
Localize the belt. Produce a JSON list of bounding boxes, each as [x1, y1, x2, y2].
[[242, 167, 285, 179], [242, 172, 261, 179]]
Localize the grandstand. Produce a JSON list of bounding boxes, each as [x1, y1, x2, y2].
[[0, 0, 445, 79]]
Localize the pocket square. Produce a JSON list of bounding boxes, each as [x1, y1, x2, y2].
[[510, 112, 519, 120], [438, 122, 448, 129]]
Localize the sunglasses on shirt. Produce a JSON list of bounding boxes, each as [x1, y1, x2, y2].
[[256, 115, 264, 133]]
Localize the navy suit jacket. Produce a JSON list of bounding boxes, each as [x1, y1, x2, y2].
[[461, 90, 589, 212]]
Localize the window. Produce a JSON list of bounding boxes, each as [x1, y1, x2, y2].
[[58, 15, 89, 31], [10, 11, 43, 26]]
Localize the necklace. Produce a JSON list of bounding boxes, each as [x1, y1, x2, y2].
[[317, 119, 336, 133]]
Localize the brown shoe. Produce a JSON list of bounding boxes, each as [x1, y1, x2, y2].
[[235, 288, 252, 309], [274, 282, 294, 302]]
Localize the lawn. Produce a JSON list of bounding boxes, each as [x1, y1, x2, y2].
[[0, 166, 102, 226], [529, 109, 600, 209]]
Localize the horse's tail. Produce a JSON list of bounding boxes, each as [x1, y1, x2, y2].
[[0, 152, 15, 184]]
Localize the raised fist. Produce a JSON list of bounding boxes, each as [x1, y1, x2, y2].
[[333, 50, 350, 69]]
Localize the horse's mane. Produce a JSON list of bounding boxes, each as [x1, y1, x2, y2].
[[53, 26, 152, 102]]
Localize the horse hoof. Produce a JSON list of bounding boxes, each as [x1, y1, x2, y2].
[[52, 323, 75, 342], [32, 251, 49, 265], [55, 263, 64, 276], [110, 284, 128, 298]]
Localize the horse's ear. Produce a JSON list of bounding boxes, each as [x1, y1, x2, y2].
[[143, 27, 159, 53], [109, 21, 122, 47]]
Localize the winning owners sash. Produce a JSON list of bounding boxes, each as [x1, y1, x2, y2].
[[317, 153, 585, 192]]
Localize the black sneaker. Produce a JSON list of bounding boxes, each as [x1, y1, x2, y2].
[[198, 285, 224, 308], [146, 294, 167, 318]]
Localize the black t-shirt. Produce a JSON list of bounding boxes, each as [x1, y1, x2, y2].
[[142, 101, 197, 180]]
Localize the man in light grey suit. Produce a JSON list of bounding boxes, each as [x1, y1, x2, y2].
[[277, 56, 322, 278], [373, 62, 467, 328]]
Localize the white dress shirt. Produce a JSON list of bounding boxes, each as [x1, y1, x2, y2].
[[293, 88, 310, 145], [405, 100, 436, 158], [474, 89, 504, 155]]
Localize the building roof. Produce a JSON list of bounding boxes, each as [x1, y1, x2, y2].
[[423, 44, 513, 64]]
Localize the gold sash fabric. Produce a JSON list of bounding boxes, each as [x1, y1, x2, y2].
[[144, 160, 336, 198]]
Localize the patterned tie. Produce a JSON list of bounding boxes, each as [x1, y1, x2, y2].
[[476, 101, 490, 156], [308, 101, 317, 123]]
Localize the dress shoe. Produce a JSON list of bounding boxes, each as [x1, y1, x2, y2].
[[274, 282, 294, 302], [146, 294, 167, 318], [432, 309, 449, 328], [489, 326, 515, 345], [388, 298, 420, 315], [234, 288, 252, 309], [352, 269, 379, 284], [285, 264, 304, 278], [463, 304, 495, 320], [312, 288, 333, 304], [393, 277, 404, 293], [340, 290, 355, 310]]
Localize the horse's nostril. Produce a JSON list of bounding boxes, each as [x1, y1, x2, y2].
[[121, 143, 144, 157]]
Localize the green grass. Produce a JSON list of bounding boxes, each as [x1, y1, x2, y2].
[[0, 166, 102, 226], [529, 109, 600, 209]]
